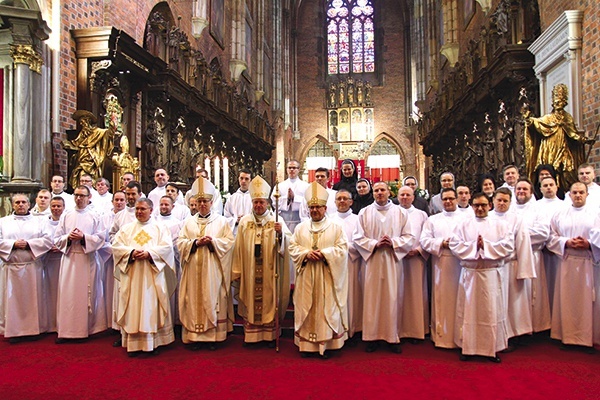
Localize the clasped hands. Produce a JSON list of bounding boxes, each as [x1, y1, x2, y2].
[[195, 236, 213, 247], [131, 249, 150, 260], [13, 239, 29, 250], [376, 235, 393, 249], [306, 249, 324, 262], [68, 228, 84, 241], [566, 236, 590, 250]]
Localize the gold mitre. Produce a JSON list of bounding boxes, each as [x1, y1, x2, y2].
[[249, 176, 271, 199], [305, 181, 328, 206], [190, 175, 216, 200]]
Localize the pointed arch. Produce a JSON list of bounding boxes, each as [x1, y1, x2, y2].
[[365, 133, 404, 182], [144, 2, 176, 62]]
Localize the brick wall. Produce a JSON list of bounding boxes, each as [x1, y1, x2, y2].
[[295, 0, 414, 175]]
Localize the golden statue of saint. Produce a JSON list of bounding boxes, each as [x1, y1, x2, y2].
[[523, 84, 594, 189], [112, 135, 140, 183], [63, 110, 117, 189]]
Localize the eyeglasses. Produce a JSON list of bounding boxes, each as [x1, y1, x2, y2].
[[442, 197, 456, 201], [287, 166, 299, 169], [336, 197, 351, 201], [74, 194, 89, 198], [472, 203, 488, 208]]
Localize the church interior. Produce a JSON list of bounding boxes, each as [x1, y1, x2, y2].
[[0, 0, 598, 203], [1, 2, 600, 397]]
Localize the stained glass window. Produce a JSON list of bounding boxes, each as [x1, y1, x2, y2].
[[327, 0, 375, 75]]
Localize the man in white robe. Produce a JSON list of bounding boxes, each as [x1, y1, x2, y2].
[[450, 192, 514, 362], [290, 182, 348, 358], [224, 169, 253, 235], [153, 183, 191, 222], [50, 175, 75, 210], [354, 182, 414, 353], [534, 176, 565, 310], [99, 191, 126, 332], [273, 160, 309, 233], [94, 178, 113, 215], [231, 176, 291, 345], [0, 194, 53, 341], [547, 182, 600, 352], [156, 195, 183, 325], [43, 197, 66, 333], [489, 187, 536, 345], [420, 188, 464, 349], [456, 186, 474, 216], [300, 168, 338, 221], [109, 181, 141, 346], [54, 185, 107, 342], [398, 186, 429, 341], [514, 179, 551, 334], [564, 163, 600, 210], [30, 189, 52, 217], [112, 198, 176, 355], [177, 176, 234, 349], [332, 189, 362, 339], [148, 169, 185, 207]]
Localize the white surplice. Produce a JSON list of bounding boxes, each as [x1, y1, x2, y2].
[[420, 210, 465, 348], [547, 205, 600, 346], [0, 214, 52, 337], [272, 177, 309, 233], [290, 216, 348, 354], [54, 207, 107, 338], [224, 189, 252, 235], [401, 206, 430, 340], [333, 210, 362, 337], [490, 209, 536, 338], [515, 201, 551, 332], [449, 216, 514, 357], [354, 201, 415, 343], [113, 219, 176, 352]]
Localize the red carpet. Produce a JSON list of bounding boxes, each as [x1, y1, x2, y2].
[[1, 332, 599, 399]]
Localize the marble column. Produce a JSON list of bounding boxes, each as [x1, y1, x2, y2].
[[11, 49, 32, 182]]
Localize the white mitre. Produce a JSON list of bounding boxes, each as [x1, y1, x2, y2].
[[305, 181, 328, 206], [249, 176, 271, 200], [189, 175, 216, 200]]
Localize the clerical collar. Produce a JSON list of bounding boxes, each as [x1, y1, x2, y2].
[[160, 213, 172, 217], [336, 209, 353, 219], [198, 212, 211, 219], [240, 189, 248, 193], [442, 210, 457, 216], [458, 204, 470, 208], [13, 212, 30, 217], [493, 210, 507, 217], [53, 191, 64, 196], [374, 200, 392, 211]]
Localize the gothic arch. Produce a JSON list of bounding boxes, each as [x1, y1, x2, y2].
[[143, 2, 176, 62], [366, 132, 405, 163]]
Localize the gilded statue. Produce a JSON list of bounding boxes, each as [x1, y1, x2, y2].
[[63, 110, 117, 189], [112, 135, 140, 183], [523, 83, 594, 189]]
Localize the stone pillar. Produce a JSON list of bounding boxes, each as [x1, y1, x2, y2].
[[10, 44, 35, 182]]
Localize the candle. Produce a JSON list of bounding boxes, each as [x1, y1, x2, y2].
[[214, 156, 220, 190], [223, 157, 229, 192], [204, 157, 211, 180]]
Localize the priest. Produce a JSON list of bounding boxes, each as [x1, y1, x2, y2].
[[112, 198, 176, 356]]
